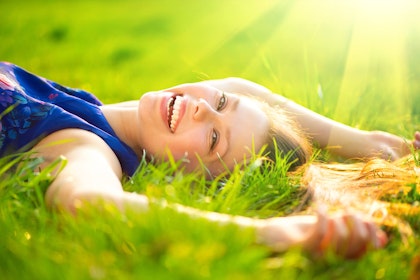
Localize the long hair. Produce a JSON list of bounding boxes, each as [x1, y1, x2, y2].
[[301, 156, 420, 236], [235, 94, 417, 236], [260, 102, 313, 170]]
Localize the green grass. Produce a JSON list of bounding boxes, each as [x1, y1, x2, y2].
[[1, 0, 420, 279]]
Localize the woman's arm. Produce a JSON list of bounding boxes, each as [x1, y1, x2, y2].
[[33, 129, 149, 212], [129, 201, 385, 258], [200, 77, 414, 160], [278, 98, 412, 160], [173, 204, 386, 258], [33, 128, 385, 258]]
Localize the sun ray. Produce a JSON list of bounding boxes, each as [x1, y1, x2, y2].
[[333, 0, 415, 128]]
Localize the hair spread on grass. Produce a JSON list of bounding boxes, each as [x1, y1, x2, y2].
[[251, 96, 419, 237], [299, 156, 420, 238]]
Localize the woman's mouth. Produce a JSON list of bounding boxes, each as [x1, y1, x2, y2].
[[167, 95, 184, 132]]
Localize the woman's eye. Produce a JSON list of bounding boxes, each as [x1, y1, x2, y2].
[[210, 129, 219, 151], [216, 92, 227, 111]]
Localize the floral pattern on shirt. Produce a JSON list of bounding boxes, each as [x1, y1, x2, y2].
[[0, 83, 53, 151], [0, 73, 15, 91]]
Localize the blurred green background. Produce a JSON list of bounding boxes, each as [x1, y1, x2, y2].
[[2, 0, 419, 135]]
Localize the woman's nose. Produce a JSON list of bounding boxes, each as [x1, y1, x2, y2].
[[193, 98, 214, 121]]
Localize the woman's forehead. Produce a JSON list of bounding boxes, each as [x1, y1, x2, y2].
[[207, 95, 270, 174], [229, 97, 269, 154]]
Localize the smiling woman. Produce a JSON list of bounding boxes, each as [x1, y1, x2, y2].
[[135, 83, 275, 175], [0, 62, 418, 259]]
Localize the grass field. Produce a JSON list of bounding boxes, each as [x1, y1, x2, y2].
[[1, 0, 420, 279]]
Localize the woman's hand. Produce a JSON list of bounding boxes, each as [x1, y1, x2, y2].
[[303, 208, 388, 259], [367, 130, 416, 160], [257, 208, 387, 259]]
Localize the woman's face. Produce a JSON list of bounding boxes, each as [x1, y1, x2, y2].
[[137, 83, 270, 176]]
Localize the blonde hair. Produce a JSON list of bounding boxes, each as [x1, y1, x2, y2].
[[301, 156, 420, 237], [241, 95, 418, 236], [260, 102, 313, 169]]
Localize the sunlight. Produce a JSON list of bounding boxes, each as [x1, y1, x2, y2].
[[356, 0, 416, 34], [332, 0, 417, 127], [361, 0, 413, 16]]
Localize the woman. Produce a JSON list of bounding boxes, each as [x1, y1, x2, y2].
[[1, 62, 417, 258]]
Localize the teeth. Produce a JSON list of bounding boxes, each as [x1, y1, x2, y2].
[[167, 96, 182, 132], [167, 97, 173, 118]]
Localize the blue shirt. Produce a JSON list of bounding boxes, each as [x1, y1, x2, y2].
[[0, 62, 139, 176]]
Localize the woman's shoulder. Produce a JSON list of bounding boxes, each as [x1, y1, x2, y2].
[[36, 128, 116, 151], [34, 128, 123, 181], [34, 128, 122, 168]]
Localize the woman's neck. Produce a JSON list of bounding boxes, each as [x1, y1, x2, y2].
[[100, 101, 143, 158]]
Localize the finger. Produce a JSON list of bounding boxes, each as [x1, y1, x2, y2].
[[329, 215, 353, 256], [366, 221, 388, 249], [377, 229, 388, 248], [344, 216, 370, 258], [319, 217, 335, 253], [332, 215, 350, 244], [316, 205, 329, 236], [347, 218, 387, 258], [414, 132, 420, 149], [310, 206, 331, 254], [336, 214, 374, 258], [348, 214, 369, 241], [316, 214, 351, 256]]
